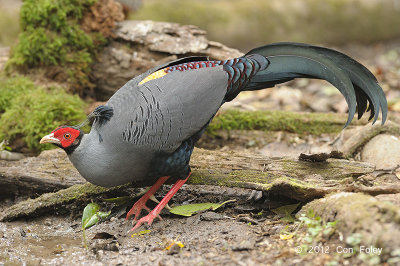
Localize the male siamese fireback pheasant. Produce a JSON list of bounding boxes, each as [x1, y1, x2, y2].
[[40, 43, 387, 231]]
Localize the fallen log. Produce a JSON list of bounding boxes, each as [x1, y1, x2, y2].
[[0, 147, 384, 221], [0, 147, 374, 197]]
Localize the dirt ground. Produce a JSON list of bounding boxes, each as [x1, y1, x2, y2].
[[0, 184, 367, 266]]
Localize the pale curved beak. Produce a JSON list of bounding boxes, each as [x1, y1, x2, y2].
[[40, 133, 61, 145]]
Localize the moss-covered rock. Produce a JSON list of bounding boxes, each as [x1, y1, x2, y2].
[[0, 75, 87, 152], [5, 0, 121, 94], [298, 192, 400, 259]]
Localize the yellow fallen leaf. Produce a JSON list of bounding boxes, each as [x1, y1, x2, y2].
[[280, 234, 294, 240], [131, 229, 151, 237], [163, 236, 185, 250], [164, 241, 185, 250]]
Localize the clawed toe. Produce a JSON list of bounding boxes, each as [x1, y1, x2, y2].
[[126, 204, 151, 221], [129, 212, 162, 232]]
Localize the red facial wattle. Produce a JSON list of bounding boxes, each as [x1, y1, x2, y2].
[[52, 127, 80, 148]]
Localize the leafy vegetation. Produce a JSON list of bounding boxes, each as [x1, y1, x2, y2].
[[298, 210, 337, 245], [169, 199, 236, 217], [0, 75, 37, 113], [279, 209, 337, 250], [0, 75, 87, 152], [271, 203, 300, 223], [6, 0, 105, 93]]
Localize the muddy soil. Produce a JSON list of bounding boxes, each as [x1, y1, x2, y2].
[[0, 185, 363, 266]]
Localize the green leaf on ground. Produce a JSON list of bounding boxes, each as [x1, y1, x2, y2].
[[81, 203, 111, 248], [82, 203, 100, 230], [169, 199, 236, 217], [103, 196, 131, 206]]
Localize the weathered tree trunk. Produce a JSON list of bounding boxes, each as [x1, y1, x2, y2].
[[0, 146, 382, 221]]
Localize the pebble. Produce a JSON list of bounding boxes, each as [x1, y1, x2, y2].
[[199, 212, 225, 221], [231, 240, 255, 251], [361, 134, 400, 169]]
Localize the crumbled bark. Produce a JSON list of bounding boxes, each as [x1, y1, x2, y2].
[[81, 0, 125, 38]]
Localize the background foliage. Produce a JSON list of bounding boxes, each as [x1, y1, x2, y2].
[[0, 75, 87, 152], [130, 0, 400, 51], [6, 0, 104, 93]]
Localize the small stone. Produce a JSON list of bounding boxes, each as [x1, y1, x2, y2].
[[200, 212, 225, 221], [166, 243, 181, 255], [231, 240, 255, 251], [91, 239, 120, 252], [361, 134, 400, 169], [19, 228, 26, 237]]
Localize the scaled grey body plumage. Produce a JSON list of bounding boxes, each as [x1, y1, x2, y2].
[[70, 65, 228, 186]]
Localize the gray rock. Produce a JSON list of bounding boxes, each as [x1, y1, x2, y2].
[[361, 134, 400, 169], [199, 211, 225, 221], [298, 192, 400, 259], [0, 150, 25, 161], [92, 20, 243, 100]]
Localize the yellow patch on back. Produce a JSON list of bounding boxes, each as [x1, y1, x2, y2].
[[139, 69, 167, 85]]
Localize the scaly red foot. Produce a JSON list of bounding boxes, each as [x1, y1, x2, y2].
[[130, 210, 163, 232], [125, 196, 152, 221], [125, 176, 170, 221], [129, 173, 190, 232]]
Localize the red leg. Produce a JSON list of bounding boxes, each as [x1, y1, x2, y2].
[[125, 176, 170, 221], [130, 173, 191, 232]]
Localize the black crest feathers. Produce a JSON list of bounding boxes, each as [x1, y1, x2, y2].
[[91, 105, 114, 126], [74, 105, 114, 129]]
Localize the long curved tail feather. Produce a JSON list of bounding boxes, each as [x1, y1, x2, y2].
[[244, 42, 387, 127]]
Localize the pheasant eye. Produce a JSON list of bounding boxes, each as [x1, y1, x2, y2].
[[64, 133, 71, 139]]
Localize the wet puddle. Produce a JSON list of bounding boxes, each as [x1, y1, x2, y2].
[[0, 218, 84, 265]]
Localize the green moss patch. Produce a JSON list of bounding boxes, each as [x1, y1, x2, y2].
[[207, 109, 366, 136], [0, 75, 37, 113], [0, 75, 87, 152], [6, 0, 105, 93]]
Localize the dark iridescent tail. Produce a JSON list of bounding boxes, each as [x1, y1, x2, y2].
[[243, 42, 387, 127]]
